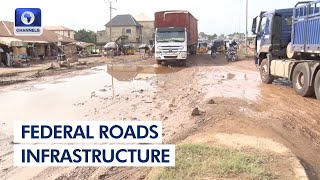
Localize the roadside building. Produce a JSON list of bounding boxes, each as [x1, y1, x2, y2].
[[0, 21, 75, 62], [98, 14, 143, 47], [135, 13, 154, 45], [44, 26, 75, 39], [97, 30, 108, 45]]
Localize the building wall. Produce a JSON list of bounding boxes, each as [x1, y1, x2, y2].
[[97, 30, 108, 44], [52, 30, 75, 39], [105, 26, 142, 43], [138, 21, 154, 45]]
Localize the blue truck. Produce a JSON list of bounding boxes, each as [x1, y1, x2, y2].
[[252, 1, 320, 99]]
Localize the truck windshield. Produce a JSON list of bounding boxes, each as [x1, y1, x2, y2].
[[156, 31, 185, 42]]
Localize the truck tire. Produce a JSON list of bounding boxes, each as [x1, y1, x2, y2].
[[292, 63, 314, 97], [156, 60, 162, 65], [286, 42, 297, 59], [314, 70, 320, 99], [260, 59, 274, 84]]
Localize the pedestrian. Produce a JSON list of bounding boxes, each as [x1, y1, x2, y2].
[[0, 47, 7, 67], [6, 50, 12, 67]]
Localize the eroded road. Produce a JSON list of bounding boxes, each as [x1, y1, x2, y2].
[[1, 54, 320, 180]]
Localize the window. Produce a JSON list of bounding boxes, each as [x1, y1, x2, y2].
[[316, 3, 320, 13], [126, 29, 131, 34], [100, 33, 103, 37], [259, 17, 267, 32], [284, 16, 293, 26]]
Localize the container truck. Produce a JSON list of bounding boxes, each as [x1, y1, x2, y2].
[[154, 10, 198, 65], [252, 0, 320, 99]]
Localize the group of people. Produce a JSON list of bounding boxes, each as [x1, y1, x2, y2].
[[0, 47, 13, 67]]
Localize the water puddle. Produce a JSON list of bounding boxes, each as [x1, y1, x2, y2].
[[0, 65, 182, 132], [106, 64, 182, 81], [200, 69, 261, 101]]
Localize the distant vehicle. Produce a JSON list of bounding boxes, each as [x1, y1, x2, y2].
[[122, 44, 135, 55], [213, 39, 226, 54], [197, 42, 208, 54], [154, 10, 198, 65], [252, 1, 320, 99], [225, 45, 237, 62]]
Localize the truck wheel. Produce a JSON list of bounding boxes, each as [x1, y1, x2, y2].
[[314, 70, 320, 99], [156, 60, 162, 65], [260, 59, 274, 84], [292, 63, 314, 97], [286, 42, 297, 59]]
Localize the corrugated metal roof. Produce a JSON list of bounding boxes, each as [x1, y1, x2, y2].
[[44, 26, 75, 31], [0, 21, 75, 44], [105, 14, 142, 27], [0, 21, 13, 37]]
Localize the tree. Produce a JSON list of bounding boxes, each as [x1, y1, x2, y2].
[[208, 33, 217, 40], [74, 29, 97, 43]]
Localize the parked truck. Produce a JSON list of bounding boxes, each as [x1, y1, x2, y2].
[[154, 10, 198, 65], [252, 1, 320, 99]]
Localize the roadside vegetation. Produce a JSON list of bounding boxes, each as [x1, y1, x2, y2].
[[153, 144, 273, 180]]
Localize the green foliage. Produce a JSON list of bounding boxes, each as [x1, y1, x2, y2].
[[74, 29, 97, 43], [154, 144, 272, 180]]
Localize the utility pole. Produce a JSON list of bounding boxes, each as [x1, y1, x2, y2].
[[245, 0, 248, 56], [105, 0, 117, 42]]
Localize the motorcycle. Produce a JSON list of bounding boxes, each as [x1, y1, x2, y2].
[[225, 46, 237, 62], [211, 50, 217, 59]]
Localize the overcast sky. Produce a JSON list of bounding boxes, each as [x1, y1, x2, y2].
[[0, 0, 298, 35]]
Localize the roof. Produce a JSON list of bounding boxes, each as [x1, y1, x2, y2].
[[0, 21, 13, 37], [105, 14, 142, 27], [44, 26, 75, 31], [0, 21, 75, 44]]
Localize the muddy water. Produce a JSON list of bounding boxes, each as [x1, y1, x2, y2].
[[198, 67, 262, 101], [0, 65, 181, 134]]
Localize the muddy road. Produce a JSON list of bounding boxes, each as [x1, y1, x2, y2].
[[1, 54, 320, 180]]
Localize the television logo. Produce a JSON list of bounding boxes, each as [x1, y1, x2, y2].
[[15, 8, 42, 36]]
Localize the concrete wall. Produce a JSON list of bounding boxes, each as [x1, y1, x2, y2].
[[139, 21, 154, 45], [97, 30, 108, 44], [52, 30, 75, 39], [105, 26, 142, 43]]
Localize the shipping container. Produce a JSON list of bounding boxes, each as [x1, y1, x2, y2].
[[292, 1, 320, 53], [154, 11, 198, 47]]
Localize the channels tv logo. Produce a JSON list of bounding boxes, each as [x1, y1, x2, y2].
[[15, 8, 42, 36]]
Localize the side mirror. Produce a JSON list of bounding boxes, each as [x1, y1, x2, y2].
[[251, 17, 257, 34]]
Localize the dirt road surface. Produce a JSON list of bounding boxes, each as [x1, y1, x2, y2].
[[1, 54, 320, 180]]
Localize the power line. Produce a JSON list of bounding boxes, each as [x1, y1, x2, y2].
[[104, 0, 117, 42]]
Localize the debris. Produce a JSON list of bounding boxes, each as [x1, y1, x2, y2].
[[46, 63, 55, 70], [78, 61, 87, 65], [125, 97, 129, 101], [99, 89, 107, 92], [191, 107, 200, 116], [162, 116, 169, 121], [205, 99, 215, 104]]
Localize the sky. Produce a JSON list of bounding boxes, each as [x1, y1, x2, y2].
[[0, 0, 299, 35]]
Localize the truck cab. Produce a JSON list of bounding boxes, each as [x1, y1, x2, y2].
[[155, 27, 188, 63], [252, 9, 293, 64]]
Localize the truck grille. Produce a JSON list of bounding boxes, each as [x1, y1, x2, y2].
[[164, 56, 178, 59]]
